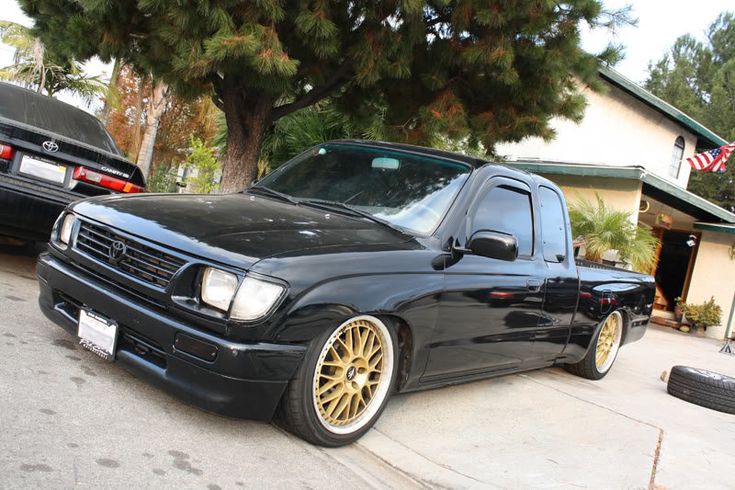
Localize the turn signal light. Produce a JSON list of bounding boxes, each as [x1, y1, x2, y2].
[[73, 166, 143, 193], [0, 143, 14, 160]]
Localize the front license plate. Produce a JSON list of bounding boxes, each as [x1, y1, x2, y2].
[[78, 309, 118, 361], [19, 155, 67, 184]]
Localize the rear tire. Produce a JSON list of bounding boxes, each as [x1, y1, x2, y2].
[[667, 366, 735, 414], [278, 315, 399, 447], [564, 310, 623, 380]]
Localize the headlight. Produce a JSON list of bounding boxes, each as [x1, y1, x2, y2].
[[59, 213, 76, 245], [200, 267, 285, 320], [231, 276, 285, 321], [201, 267, 238, 311]]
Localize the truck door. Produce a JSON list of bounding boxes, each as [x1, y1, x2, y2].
[[423, 177, 547, 381], [534, 185, 578, 359]]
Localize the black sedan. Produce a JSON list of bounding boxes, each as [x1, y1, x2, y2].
[[37, 141, 654, 446], [0, 82, 145, 242]]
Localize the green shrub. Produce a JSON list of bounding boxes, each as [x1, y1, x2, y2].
[[185, 136, 220, 194], [680, 296, 722, 329], [568, 194, 660, 272], [146, 162, 178, 193]]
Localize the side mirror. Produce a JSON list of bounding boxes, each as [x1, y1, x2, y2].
[[466, 230, 518, 261]]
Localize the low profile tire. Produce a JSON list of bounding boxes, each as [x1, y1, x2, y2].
[[667, 366, 735, 414], [278, 315, 399, 447], [564, 310, 623, 380]]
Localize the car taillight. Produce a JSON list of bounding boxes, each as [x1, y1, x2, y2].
[[0, 143, 14, 160], [73, 166, 143, 193]]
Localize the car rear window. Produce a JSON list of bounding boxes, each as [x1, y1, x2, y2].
[[0, 83, 119, 154]]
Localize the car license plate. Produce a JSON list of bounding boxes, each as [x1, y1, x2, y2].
[[19, 155, 67, 184], [78, 309, 118, 361]]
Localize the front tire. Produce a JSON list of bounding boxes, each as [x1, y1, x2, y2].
[[278, 315, 399, 446], [565, 310, 623, 380]]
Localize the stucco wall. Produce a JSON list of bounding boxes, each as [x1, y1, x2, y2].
[[686, 231, 735, 339], [539, 174, 642, 223], [497, 83, 698, 189]]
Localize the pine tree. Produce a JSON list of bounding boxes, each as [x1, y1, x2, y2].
[[645, 13, 735, 211], [20, 0, 628, 191]]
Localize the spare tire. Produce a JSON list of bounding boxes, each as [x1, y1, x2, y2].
[[667, 366, 735, 414]]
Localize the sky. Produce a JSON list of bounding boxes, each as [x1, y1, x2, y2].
[[1, 0, 733, 113]]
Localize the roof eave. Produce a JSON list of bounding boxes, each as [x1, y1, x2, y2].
[[504, 160, 735, 224], [598, 65, 729, 149], [694, 222, 735, 235]]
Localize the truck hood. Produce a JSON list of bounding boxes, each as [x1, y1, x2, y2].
[[70, 192, 411, 269]]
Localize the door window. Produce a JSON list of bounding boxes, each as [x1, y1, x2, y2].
[[472, 185, 534, 257], [538, 186, 567, 263]]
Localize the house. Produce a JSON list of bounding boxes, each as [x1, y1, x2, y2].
[[496, 65, 735, 340]]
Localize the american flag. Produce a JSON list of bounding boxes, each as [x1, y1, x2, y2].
[[685, 142, 735, 172]]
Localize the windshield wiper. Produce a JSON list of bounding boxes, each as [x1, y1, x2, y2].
[[247, 186, 300, 205], [299, 199, 408, 235]]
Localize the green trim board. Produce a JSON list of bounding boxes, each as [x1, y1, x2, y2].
[[693, 222, 735, 235], [598, 65, 728, 149], [504, 160, 735, 224]]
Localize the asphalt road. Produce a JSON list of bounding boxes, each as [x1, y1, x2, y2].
[[2, 246, 734, 489]]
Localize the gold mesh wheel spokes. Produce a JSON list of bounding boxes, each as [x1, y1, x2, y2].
[[595, 311, 622, 372], [313, 317, 388, 432]]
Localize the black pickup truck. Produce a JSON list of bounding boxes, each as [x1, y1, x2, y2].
[[0, 82, 145, 242], [37, 140, 655, 446]]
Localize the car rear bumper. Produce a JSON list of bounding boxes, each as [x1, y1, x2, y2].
[[37, 252, 306, 421], [0, 174, 79, 240]]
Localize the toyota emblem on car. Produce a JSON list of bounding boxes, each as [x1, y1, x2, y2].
[[108, 240, 127, 263], [42, 140, 59, 153]]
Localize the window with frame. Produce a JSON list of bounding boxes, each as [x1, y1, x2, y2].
[[472, 185, 534, 257], [539, 186, 567, 262], [670, 136, 685, 178]]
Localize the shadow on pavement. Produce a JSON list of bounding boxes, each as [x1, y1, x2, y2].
[[0, 241, 47, 258]]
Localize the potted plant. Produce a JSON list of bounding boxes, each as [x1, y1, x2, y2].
[[674, 296, 684, 323], [678, 297, 722, 334]]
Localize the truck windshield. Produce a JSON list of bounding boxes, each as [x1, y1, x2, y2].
[[255, 143, 472, 235]]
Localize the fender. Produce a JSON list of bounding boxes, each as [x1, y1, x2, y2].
[[269, 273, 444, 390], [562, 306, 635, 365]]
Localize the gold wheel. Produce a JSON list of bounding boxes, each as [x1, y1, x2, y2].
[[595, 311, 622, 373], [312, 316, 394, 434]]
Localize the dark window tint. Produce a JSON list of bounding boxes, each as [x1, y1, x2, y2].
[[473, 185, 533, 256], [0, 82, 118, 154], [539, 186, 567, 262]]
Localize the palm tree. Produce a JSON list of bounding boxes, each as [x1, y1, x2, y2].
[[0, 20, 106, 104], [569, 195, 659, 273]]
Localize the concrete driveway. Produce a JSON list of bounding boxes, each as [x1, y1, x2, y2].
[[1, 247, 733, 489]]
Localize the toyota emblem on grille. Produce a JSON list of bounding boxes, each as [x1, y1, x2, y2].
[[109, 240, 127, 263], [42, 140, 59, 153]]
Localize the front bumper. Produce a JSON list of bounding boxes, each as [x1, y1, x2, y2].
[[0, 174, 80, 241], [37, 252, 306, 421]]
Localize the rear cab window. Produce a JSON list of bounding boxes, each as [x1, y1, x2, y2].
[[538, 186, 567, 263]]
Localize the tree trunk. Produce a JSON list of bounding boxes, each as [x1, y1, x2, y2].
[[136, 79, 169, 178], [219, 79, 273, 193], [130, 75, 146, 158], [100, 58, 122, 125]]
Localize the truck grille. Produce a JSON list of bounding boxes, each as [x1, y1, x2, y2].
[[75, 221, 185, 288]]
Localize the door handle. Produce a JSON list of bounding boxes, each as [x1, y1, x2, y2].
[[526, 279, 543, 293]]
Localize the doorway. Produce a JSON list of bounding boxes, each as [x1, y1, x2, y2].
[[653, 230, 700, 311]]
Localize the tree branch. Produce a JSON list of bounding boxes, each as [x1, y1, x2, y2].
[[270, 63, 352, 121]]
